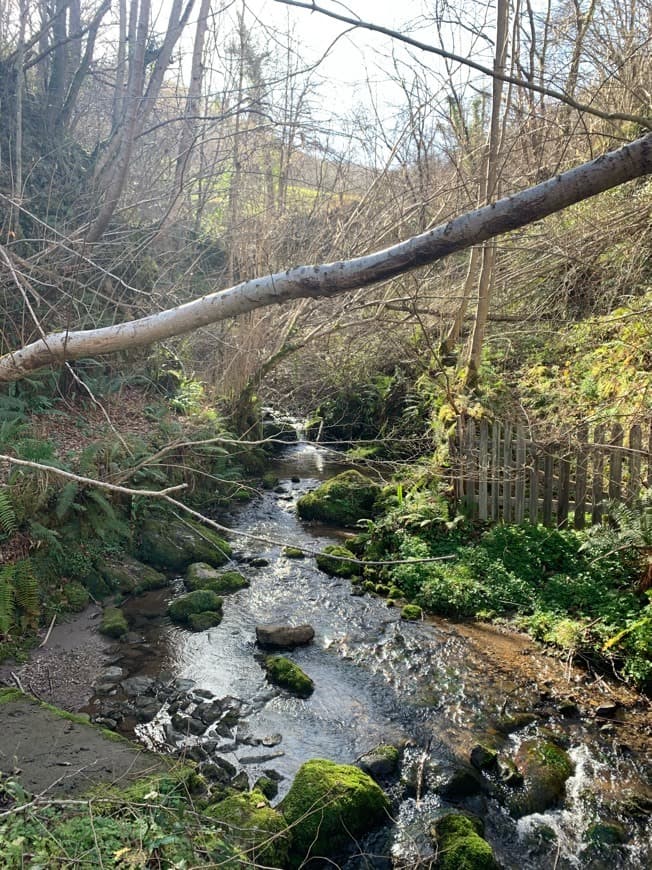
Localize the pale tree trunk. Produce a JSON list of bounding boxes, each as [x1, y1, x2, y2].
[[86, 0, 150, 244], [1, 131, 650, 383], [11, 0, 27, 234], [160, 0, 211, 230], [112, 0, 128, 131], [466, 0, 510, 388], [440, 245, 481, 357]]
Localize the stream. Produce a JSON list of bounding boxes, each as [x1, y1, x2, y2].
[[104, 439, 651, 869]]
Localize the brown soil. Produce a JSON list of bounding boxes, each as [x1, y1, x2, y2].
[[449, 617, 652, 753], [0, 605, 112, 711]]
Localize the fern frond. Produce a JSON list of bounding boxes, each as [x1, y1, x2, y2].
[[0, 569, 16, 634], [86, 489, 116, 521], [12, 559, 40, 623], [29, 521, 63, 555], [55, 482, 80, 521], [0, 487, 17, 538]]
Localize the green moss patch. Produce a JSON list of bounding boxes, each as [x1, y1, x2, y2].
[[297, 470, 381, 527], [401, 604, 423, 621], [432, 813, 501, 869], [281, 758, 389, 867], [283, 546, 305, 559], [205, 789, 290, 867], [99, 606, 128, 638], [315, 544, 359, 577], [186, 563, 249, 594], [187, 611, 223, 631], [168, 589, 223, 627], [264, 655, 314, 697]]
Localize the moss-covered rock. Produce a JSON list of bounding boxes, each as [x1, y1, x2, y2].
[[432, 813, 501, 869], [99, 607, 128, 639], [283, 546, 305, 559], [264, 656, 314, 697], [357, 744, 401, 781], [205, 789, 290, 867], [168, 590, 223, 627], [186, 563, 249, 594], [297, 470, 381, 527], [401, 604, 423, 621], [187, 611, 223, 632], [280, 759, 389, 867], [98, 554, 168, 595], [138, 518, 231, 572], [315, 545, 359, 577], [509, 739, 574, 818]]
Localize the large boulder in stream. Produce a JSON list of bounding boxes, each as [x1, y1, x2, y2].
[[186, 563, 249, 594], [256, 623, 315, 648], [280, 759, 389, 867], [297, 470, 381, 527], [508, 739, 574, 818], [137, 518, 231, 572]]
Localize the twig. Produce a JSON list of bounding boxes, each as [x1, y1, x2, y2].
[[10, 671, 24, 692], [39, 613, 57, 648]]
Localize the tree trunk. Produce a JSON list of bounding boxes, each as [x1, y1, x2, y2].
[[1, 132, 651, 382], [466, 0, 510, 388]]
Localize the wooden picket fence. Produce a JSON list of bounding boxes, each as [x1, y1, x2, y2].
[[449, 417, 652, 528]]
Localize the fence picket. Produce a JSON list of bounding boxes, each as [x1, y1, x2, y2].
[[450, 416, 646, 529]]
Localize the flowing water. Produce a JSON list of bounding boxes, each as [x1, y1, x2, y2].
[[120, 439, 651, 869]]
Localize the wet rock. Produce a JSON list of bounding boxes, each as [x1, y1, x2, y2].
[[357, 744, 401, 781], [100, 666, 126, 682], [585, 821, 626, 845], [594, 702, 618, 719], [94, 716, 118, 730], [231, 771, 250, 791], [470, 745, 498, 771], [121, 676, 155, 696], [497, 757, 524, 787], [98, 555, 168, 595], [509, 739, 574, 818], [171, 713, 205, 736], [256, 623, 315, 648], [238, 750, 285, 764], [250, 557, 270, 568], [494, 712, 538, 734], [195, 701, 223, 726], [168, 590, 223, 629], [185, 744, 208, 763], [261, 733, 283, 747], [558, 699, 580, 717], [99, 607, 128, 639], [437, 765, 486, 800], [138, 518, 232, 572], [192, 688, 214, 700]]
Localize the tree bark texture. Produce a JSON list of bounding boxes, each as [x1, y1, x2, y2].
[[1, 132, 651, 382]]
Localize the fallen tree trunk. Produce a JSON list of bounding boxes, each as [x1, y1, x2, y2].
[[1, 132, 651, 383]]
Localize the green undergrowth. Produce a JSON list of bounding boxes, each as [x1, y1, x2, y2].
[[0, 377, 262, 661], [355, 489, 652, 689], [0, 767, 248, 869]]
